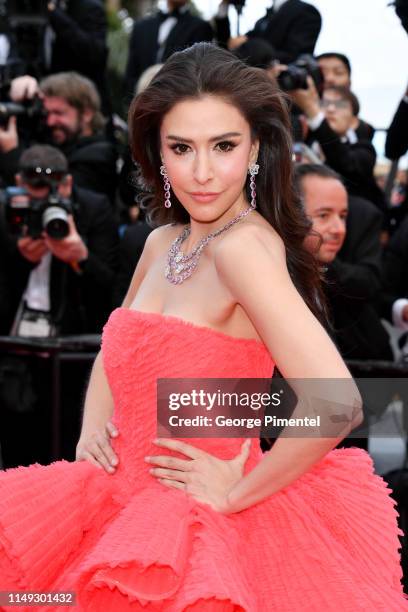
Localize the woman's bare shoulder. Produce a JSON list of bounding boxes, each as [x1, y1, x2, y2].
[[144, 223, 183, 252], [214, 213, 285, 266]]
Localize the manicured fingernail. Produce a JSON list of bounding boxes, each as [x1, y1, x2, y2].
[[145, 456, 151, 462], [111, 458, 118, 465]]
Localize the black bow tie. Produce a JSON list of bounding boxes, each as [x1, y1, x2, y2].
[[158, 8, 181, 22]]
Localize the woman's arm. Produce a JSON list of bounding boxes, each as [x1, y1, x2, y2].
[[76, 227, 160, 471], [76, 351, 118, 472], [214, 223, 363, 512]]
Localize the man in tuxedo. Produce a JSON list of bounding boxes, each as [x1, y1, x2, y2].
[[296, 163, 394, 451], [296, 163, 392, 362], [124, 1, 213, 97], [215, 0, 321, 64]]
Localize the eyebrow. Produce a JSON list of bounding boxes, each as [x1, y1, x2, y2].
[[314, 207, 348, 213], [165, 132, 242, 143]]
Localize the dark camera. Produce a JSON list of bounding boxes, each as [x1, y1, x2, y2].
[[0, 96, 46, 127], [1, 184, 73, 240], [277, 54, 323, 93]]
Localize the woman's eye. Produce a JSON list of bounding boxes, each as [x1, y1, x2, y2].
[[216, 141, 236, 152], [170, 143, 190, 155]]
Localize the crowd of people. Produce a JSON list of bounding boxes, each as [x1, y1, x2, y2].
[[0, 0, 406, 463]]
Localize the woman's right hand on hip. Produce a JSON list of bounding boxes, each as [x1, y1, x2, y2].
[[75, 420, 119, 474]]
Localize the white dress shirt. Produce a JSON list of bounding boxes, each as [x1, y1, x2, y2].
[[393, 298, 408, 331], [157, 5, 189, 61], [0, 34, 10, 65], [24, 252, 52, 312], [273, 0, 290, 12]]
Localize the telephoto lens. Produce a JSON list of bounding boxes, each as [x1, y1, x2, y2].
[[42, 205, 70, 239]]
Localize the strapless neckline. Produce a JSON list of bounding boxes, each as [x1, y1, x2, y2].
[[116, 307, 268, 351]]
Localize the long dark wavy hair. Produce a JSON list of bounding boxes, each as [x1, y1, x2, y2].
[[129, 43, 327, 322]]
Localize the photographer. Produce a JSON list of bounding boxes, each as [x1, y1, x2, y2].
[[291, 82, 386, 212], [316, 52, 374, 141], [0, 72, 117, 203], [0, 144, 118, 466], [0, 144, 118, 336], [215, 0, 321, 63]]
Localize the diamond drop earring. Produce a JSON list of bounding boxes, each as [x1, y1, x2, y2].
[[248, 163, 259, 209], [160, 164, 172, 208]]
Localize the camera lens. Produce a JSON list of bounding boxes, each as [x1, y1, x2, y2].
[[278, 67, 307, 91], [42, 206, 69, 239]]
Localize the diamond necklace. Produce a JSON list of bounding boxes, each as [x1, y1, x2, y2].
[[165, 206, 254, 284]]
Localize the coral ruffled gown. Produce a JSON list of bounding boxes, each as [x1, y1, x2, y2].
[[0, 307, 407, 611]]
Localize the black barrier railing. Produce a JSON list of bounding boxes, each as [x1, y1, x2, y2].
[[0, 335, 100, 462], [347, 359, 408, 377], [0, 336, 407, 466]]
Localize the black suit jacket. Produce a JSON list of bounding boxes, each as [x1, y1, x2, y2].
[[355, 119, 375, 142], [384, 98, 408, 230], [309, 119, 386, 212], [0, 186, 119, 335], [49, 0, 109, 112], [385, 98, 408, 161], [61, 135, 118, 205], [0, 238, 13, 335], [380, 215, 408, 322], [216, 0, 321, 63], [325, 196, 392, 360], [113, 222, 153, 307], [124, 10, 213, 97]]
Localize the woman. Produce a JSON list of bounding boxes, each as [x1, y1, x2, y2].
[[0, 44, 406, 611]]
